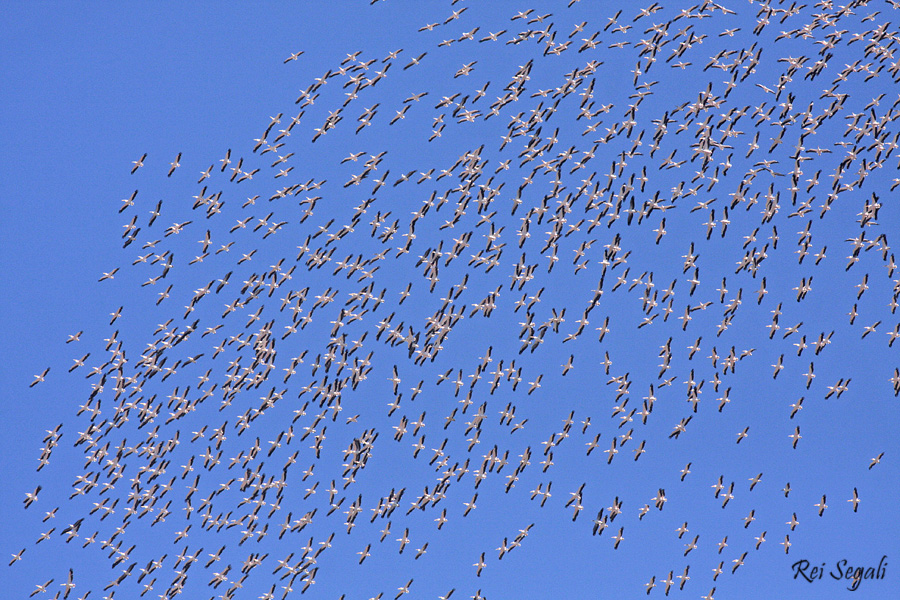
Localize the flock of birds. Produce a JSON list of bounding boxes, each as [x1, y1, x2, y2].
[[11, 0, 900, 598]]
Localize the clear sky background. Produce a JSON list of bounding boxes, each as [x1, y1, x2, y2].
[[2, 2, 899, 599]]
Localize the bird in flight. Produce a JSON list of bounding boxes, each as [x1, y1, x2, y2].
[[131, 153, 147, 174], [167, 152, 182, 177], [23, 485, 42, 508], [29, 368, 50, 387]]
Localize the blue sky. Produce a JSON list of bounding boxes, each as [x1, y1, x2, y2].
[[2, 2, 899, 599]]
